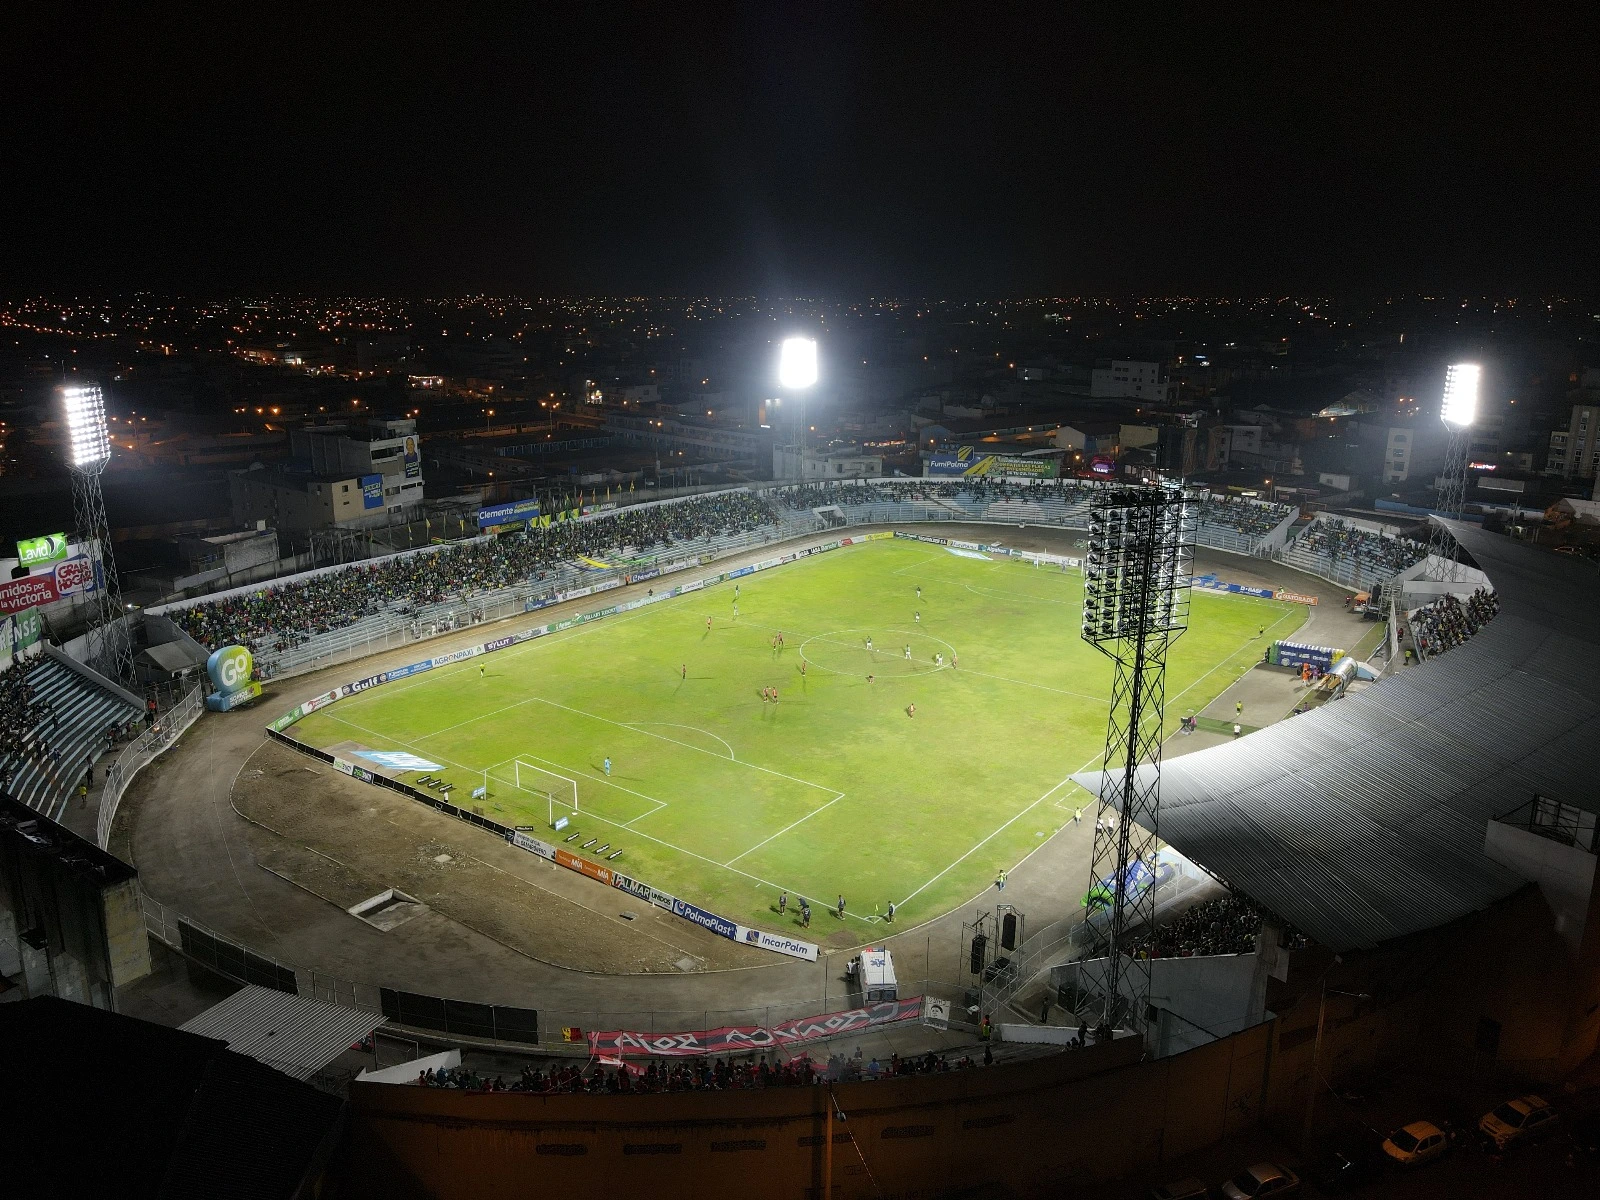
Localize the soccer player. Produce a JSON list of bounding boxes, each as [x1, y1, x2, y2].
[[935, 652, 943, 667], [479, 663, 485, 679], [681, 663, 687, 681], [735, 583, 740, 598], [706, 616, 712, 632], [865, 635, 873, 652], [799, 660, 806, 677], [603, 757, 612, 777], [916, 585, 922, 599], [771, 687, 779, 704], [836, 894, 846, 919], [914, 610, 921, 623], [800, 899, 811, 927], [866, 674, 874, 684], [952, 652, 958, 669], [733, 601, 738, 618], [778, 891, 787, 915], [904, 643, 911, 659], [1235, 700, 1243, 717], [906, 702, 915, 718]]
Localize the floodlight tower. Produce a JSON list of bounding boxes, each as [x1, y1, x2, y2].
[[1077, 481, 1196, 1035], [63, 386, 134, 684], [777, 336, 818, 479], [1428, 363, 1479, 581]]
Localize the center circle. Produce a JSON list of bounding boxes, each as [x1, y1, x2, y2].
[[797, 628, 958, 679]]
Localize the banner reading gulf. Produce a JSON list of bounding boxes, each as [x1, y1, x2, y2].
[[204, 644, 263, 711]]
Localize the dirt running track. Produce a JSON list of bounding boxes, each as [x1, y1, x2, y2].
[[116, 523, 1351, 1020]]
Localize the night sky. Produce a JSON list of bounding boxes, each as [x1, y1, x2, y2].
[[5, 6, 1596, 296]]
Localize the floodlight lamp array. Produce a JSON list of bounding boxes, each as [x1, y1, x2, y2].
[[63, 385, 112, 469], [777, 336, 819, 390], [1440, 362, 1480, 429], [1080, 493, 1195, 644]]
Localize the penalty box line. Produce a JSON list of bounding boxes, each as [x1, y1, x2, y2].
[[487, 753, 669, 825], [309, 714, 875, 924]]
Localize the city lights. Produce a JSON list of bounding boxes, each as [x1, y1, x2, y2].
[[63, 385, 111, 468], [1440, 362, 1480, 428], [777, 336, 818, 389]]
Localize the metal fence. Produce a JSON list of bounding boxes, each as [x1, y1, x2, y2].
[[96, 681, 206, 850]]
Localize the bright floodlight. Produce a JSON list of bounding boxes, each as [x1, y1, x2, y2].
[[777, 336, 818, 390], [63, 385, 112, 468], [1440, 363, 1480, 428]]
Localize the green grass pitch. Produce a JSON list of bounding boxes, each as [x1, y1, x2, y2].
[[289, 539, 1302, 945]]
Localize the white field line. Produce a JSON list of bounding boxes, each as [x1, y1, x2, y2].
[[724, 794, 844, 867], [623, 721, 735, 760], [504, 750, 670, 822], [311, 713, 876, 923]]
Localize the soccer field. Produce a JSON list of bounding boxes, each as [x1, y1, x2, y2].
[[289, 539, 1302, 945]]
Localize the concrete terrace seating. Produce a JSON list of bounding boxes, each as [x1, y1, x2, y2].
[[1278, 517, 1427, 589], [1, 655, 144, 820]]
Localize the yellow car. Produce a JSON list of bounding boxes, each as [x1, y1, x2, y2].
[[1380, 1121, 1449, 1166], [1478, 1095, 1559, 1150]]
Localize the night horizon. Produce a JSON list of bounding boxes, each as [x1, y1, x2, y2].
[[6, 6, 1598, 297]]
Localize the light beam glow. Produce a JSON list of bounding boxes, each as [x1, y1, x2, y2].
[[1440, 363, 1480, 428], [777, 336, 818, 390]]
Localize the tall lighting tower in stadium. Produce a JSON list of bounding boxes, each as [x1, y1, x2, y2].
[[1078, 480, 1196, 1036], [777, 336, 818, 476], [1428, 363, 1479, 582], [63, 385, 134, 684]]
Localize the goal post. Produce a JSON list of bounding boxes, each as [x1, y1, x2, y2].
[[511, 758, 580, 827]]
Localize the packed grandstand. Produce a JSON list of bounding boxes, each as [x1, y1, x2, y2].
[[166, 482, 1299, 663], [1408, 586, 1500, 659]]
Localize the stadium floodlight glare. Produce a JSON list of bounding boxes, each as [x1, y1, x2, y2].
[[63, 385, 112, 469], [1440, 362, 1480, 428], [777, 336, 818, 390]]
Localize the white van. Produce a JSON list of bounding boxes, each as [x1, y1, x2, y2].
[[856, 946, 898, 1002]]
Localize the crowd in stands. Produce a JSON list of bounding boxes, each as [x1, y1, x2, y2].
[[0, 656, 45, 783], [769, 478, 1114, 511], [1132, 896, 1264, 959], [1192, 494, 1293, 537], [172, 492, 780, 655], [1408, 587, 1499, 659], [1296, 518, 1427, 578], [414, 1048, 987, 1095]]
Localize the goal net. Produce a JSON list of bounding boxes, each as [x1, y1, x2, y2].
[[511, 758, 581, 824]]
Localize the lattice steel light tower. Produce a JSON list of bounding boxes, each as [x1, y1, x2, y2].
[[1078, 481, 1196, 1032], [1428, 363, 1479, 582], [63, 385, 134, 684]]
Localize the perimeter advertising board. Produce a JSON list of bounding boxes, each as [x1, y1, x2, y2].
[[927, 450, 1060, 479], [17, 533, 68, 568], [477, 497, 541, 529]]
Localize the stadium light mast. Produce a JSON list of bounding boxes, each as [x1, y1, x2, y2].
[[63, 385, 134, 685], [1428, 362, 1479, 582], [1077, 480, 1196, 1042], [776, 336, 818, 480]]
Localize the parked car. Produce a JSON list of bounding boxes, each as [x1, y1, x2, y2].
[[1307, 1139, 1386, 1192], [1150, 1178, 1209, 1200], [1219, 1162, 1299, 1200], [1380, 1120, 1450, 1167], [1478, 1095, 1560, 1150]]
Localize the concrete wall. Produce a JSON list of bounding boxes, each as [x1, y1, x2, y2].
[[341, 1026, 1276, 1200]]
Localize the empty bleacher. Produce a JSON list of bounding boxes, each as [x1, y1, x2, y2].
[[1, 650, 145, 822]]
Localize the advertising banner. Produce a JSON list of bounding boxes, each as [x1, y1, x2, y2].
[[205, 643, 263, 712], [555, 847, 614, 887], [735, 925, 819, 962], [1273, 641, 1341, 670], [928, 450, 1059, 479], [587, 997, 924, 1057], [477, 497, 541, 529], [10, 606, 42, 655], [360, 474, 385, 509], [670, 897, 739, 940], [511, 831, 557, 861], [0, 572, 57, 613], [484, 634, 518, 652], [17, 533, 68, 568], [404, 435, 421, 480], [1274, 588, 1320, 606]]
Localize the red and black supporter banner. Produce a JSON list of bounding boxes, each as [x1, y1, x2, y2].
[[587, 996, 923, 1058]]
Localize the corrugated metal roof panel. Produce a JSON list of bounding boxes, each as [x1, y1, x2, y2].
[[181, 985, 386, 1080], [1075, 524, 1600, 952]]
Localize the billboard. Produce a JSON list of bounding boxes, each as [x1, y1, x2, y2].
[[403, 434, 421, 480], [927, 449, 1059, 479], [17, 533, 68, 569], [204, 644, 263, 711], [0, 555, 98, 613], [477, 497, 542, 529], [361, 474, 385, 509]]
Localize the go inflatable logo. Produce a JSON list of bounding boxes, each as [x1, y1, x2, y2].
[[205, 644, 262, 711]]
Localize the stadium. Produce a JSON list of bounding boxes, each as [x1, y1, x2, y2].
[[7, 473, 1600, 1199]]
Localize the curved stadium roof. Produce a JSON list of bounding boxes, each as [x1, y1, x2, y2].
[[1074, 520, 1600, 952]]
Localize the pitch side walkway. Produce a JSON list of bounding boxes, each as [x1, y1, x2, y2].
[[115, 522, 1359, 1037]]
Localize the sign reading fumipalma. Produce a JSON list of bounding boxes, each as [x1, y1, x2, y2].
[[17, 534, 68, 569]]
